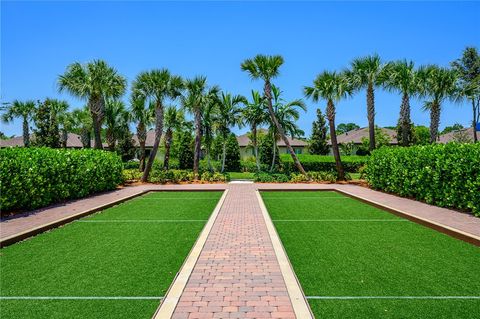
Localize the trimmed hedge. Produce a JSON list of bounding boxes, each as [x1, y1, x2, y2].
[[365, 143, 480, 216], [280, 154, 367, 173], [1, 147, 123, 213]]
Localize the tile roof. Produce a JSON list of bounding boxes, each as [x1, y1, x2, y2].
[[328, 127, 398, 145], [236, 130, 308, 147], [438, 127, 476, 143], [0, 133, 84, 148]]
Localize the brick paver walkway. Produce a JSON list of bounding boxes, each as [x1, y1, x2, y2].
[[170, 184, 297, 319]]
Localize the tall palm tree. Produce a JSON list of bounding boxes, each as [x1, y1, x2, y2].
[[182, 76, 220, 179], [71, 106, 93, 148], [58, 60, 126, 149], [305, 71, 352, 180], [241, 54, 307, 175], [1, 100, 36, 147], [381, 60, 418, 146], [268, 85, 306, 171], [130, 96, 153, 171], [163, 106, 186, 170], [217, 92, 245, 172], [202, 94, 219, 172], [348, 54, 384, 151], [417, 65, 458, 143], [242, 90, 268, 171], [132, 69, 184, 182], [104, 99, 127, 151]]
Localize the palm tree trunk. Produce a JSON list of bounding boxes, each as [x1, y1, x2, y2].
[[367, 83, 376, 151], [327, 100, 345, 180], [429, 101, 440, 143], [252, 125, 260, 171], [163, 129, 173, 170], [400, 93, 412, 146], [264, 81, 307, 175], [193, 108, 202, 180], [106, 128, 115, 151], [80, 128, 90, 148], [141, 101, 164, 182], [61, 129, 68, 148], [270, 138, 277, 172], [137, 122, 146, 171], [473, 99, 478, 143], [22, 117, 30, 147], [89, 97, 104, 150], [221, 139, 227, 173]]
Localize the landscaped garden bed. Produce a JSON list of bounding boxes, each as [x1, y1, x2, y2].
[[0, 191, 223, 319], [261, 191, 480, 319]]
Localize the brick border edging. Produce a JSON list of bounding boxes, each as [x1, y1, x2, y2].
[[0, 188, 227, 248], [255, 191, 315, 319], [257, 187, 480, 247], [152, 190, 229, 319]]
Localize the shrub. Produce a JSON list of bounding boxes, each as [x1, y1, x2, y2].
[[365, 143, 480, 216], [1, 147, 123, 213], [123, 160, 140, 170], [147, 168, 228, 184], [254, 172, 289, 183], [280, 154, 367, 173], [122, 169, 142, 181]]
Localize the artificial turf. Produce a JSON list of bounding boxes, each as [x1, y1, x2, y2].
[[261, 191, 480, 319], [0, 191, 222, 319]]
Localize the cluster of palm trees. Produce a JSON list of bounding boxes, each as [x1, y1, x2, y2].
[[305, 48, 479, 179], [3, 48, 478, 181]]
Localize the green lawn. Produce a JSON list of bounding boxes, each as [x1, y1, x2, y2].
[[0, 191, 222, 319], [228, 172, 256, 180], [261, 191, 480, 319]]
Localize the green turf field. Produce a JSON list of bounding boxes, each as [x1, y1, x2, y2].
[[228, 172, 256, 180], [0, 191, 222, 319], [261, 191, 480, 319]]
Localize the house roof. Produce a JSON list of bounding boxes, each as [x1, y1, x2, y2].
[[438, 127, 475, 143], [236, 130, 308, 148], [132, 130, 161, 148], [0, 133, 84, 148], [328, 127, 398, 145]]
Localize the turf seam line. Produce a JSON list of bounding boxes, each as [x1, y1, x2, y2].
[[305, 296, 480, 300], [272, 219, 408, 222], [0, 296, 164, 300]]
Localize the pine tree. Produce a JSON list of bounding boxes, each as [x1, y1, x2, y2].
[[309, 109, 329, 155], [33, 99, 61, 148], [224, 133, 241, 172]]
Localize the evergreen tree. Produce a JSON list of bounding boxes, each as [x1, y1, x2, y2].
[[224, 133, 241, 172], [33, 99, 61, 148], [116, 127, 136, 162], [258, 133, 279, 169], [309, 108, 329, 155], [178, 132, 194, 169]]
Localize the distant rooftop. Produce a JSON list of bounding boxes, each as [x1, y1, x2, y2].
[[328, 127, 398, 145]]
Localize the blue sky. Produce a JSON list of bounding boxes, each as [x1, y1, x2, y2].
[[2, 1, 479, 137]]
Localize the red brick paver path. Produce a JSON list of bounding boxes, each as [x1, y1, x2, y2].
[[171, 184, 296, 319]]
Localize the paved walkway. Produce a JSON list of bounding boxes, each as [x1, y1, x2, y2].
[[167, 184, 303, 319]]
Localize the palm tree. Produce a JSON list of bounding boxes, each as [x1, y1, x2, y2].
[[50, 100, 71, 148], [163, 106, 186, 170], [104, 99, 127, 151], [71, 106, 93, 148], [202, 94, 219, 172], [381, 60, 418, 146], [58, 60, 126, 149], [182, 76, 220, 179], [1, 100, 36, 147], [417, 65, 458, 143], [304, 71, 352, 180], [132, 69, 184, 182], [130, 96, 153, 171], [217, 92, 245, 172], [347, 54, 384, 151], [268, 85, 306, 171], [242, 90, 268, 171], [241, 54, 307, 175]]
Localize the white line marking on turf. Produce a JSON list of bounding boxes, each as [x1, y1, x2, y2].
[[78, 220, 207, 223], [137, 198, 218, 200], [0, 296, 163, 300], [306, 296, 480, 300], [264, 197, 347, 199], [273, 219, 408, 222]]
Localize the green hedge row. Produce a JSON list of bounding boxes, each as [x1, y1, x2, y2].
[[280, 154, 367, 173], [1, 147, 123, 213], [365, 143, 480, 216]]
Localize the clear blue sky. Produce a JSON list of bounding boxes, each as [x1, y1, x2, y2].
[[2, 1, 479, 137]]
